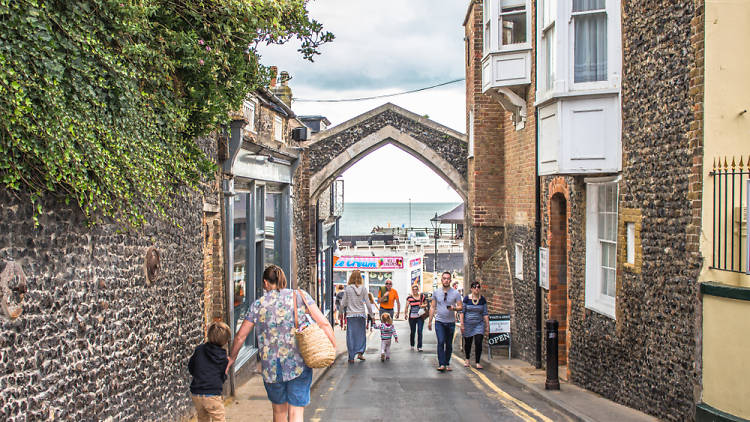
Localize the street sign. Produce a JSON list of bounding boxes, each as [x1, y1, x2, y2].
[[488, 313, 511, 359], [539, 247, 549, 290]]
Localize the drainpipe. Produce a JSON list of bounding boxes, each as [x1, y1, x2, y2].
[[534, 108, 542, 369]]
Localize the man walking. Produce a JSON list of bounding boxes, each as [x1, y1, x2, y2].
[[428, 272, 463, 371], [378, 279, 401, 320]]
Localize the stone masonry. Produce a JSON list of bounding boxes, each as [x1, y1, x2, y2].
[[0, 133, 219, 420]]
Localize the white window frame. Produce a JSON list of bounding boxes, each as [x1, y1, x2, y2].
[[273, 115, 283, 142], [535, 0, 621, 103], [514, 243, 524, 280], [243, 99, 257, 134], [468, 110, 475, 158], [539, 0, 557, 94], [568, 0, 612, 91], [585, 179, 618, 318], [483, 0, 532, 57]]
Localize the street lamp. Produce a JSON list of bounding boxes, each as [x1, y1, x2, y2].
[[430, 212, 439, 274]]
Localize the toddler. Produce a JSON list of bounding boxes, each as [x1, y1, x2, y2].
[[374, 313, 398, 361], [188, 321, 231, 422], [367, 292, 378, 331]]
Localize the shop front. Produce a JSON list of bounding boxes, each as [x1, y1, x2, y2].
[[333, 253, 426, 303]]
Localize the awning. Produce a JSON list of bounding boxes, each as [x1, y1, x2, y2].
[[436, 203, 464, 224]]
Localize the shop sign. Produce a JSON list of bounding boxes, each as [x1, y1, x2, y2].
[[409, 258, 422, 268], [334, 256, 404, 270]]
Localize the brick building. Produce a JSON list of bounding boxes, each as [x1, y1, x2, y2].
[[464, 0, 741, 420]]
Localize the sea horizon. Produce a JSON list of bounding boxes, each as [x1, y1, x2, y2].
[[338, 202, 461, 235]]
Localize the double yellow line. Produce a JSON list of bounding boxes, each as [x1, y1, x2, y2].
[[454, 354, 554, 422]]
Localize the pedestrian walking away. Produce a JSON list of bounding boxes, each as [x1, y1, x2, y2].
[[340, 270, 373, 363], [227, 265, 335, 422], [188, 321, 231, 422], [373, 312, 398, 361], [366, 292, 378, 331], [460, 281, 489, 369], [428, 271, 463, 372], [335, 285, 346, 330], [377, 278, 401, 320], [406, 284, 427, 351]]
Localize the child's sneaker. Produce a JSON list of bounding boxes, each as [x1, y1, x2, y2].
[[380, 353, 385, 362]]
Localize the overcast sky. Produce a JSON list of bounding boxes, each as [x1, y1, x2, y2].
[[259, 0, 467, 203]]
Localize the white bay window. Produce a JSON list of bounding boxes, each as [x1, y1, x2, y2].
[[585, 180, 618, 318], [481, 0, 532, 128], [536, 0, 621, 175]]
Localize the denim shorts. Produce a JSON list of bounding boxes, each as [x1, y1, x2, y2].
[[263, 365, 313, 407]]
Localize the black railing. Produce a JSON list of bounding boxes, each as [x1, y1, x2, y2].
[[710, 156, 749, 273]]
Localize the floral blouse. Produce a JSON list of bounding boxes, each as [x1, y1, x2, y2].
[[245, 289, 312, 383]]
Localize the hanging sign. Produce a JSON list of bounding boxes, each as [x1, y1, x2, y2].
[[334, 256, 404, 270]]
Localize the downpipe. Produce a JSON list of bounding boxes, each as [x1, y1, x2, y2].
[[534, 107, 542, 369]]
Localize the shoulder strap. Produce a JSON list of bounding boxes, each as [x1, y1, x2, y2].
[[293, 289, 299, 329]]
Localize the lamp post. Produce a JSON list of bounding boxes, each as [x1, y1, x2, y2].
[[430, 212, 439, 274]]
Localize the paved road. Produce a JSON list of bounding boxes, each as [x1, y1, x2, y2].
[[306, 320, 572, 422]]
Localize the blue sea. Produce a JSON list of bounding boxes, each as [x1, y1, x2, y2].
[[339, 202, 461, 235]]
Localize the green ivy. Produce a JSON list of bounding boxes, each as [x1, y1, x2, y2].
[[0, 0, 332, 226]]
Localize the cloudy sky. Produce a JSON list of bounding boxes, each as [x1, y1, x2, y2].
[[258, 0, 467, 203]]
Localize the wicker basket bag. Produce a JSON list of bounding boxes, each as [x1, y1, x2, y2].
[[293, 290, 336, 368]]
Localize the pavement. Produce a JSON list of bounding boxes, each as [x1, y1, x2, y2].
[[222, 320, 352, 421], [476, 338, 659, 422], [216, 319, 659, 422]]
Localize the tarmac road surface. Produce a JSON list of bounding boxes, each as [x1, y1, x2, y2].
[[306, 320, 572, 422]]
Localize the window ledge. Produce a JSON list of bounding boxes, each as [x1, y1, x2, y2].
[[585, 301, 616, 319], [482, 45, 532, 60], [701, 282, 750, 302], [535, 88, 620, 107], [233, 345, 258, 372]]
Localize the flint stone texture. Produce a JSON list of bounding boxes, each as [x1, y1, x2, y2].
[[305, 107, 467, 179], [536, 1, 704, 420], [0, 136, 217, 421]]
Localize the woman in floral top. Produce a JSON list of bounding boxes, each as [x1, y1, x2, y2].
[[228, 265, 334, 422]]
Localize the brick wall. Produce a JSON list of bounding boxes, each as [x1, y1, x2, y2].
[[464, 0, 538, 362]]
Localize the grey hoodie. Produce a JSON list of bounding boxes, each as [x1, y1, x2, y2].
[[340, 284, 373, 318]]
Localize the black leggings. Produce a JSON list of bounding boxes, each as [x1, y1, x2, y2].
[[464, 334, 484, 363]]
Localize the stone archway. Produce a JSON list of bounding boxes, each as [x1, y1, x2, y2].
[[304, 103, 468, 202], [547, 177, 571, 368]]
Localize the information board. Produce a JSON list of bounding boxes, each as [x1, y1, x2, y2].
[[539, 247, 549, 290], [488, 314, 511, 346]]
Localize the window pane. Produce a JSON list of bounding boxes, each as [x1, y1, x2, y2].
[[501, 12, 526, 45], [574, 13, 607, 82], [233, 193, 249, 330], [573, 0, 605, 12], [543, 26, 555, 91], [255, 187, 263, 231], [264, 192, 283, 267]]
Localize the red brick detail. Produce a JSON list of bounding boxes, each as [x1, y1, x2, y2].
[[546, 177, 571, 365]]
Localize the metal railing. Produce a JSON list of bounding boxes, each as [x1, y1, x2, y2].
[[710, 156, 749, 273]]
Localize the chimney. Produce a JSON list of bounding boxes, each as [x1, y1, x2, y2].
[[272, 70, 293, 108], [269, 66, 278, 88]]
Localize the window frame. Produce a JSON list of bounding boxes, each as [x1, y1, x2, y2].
[[569, 0, 609, 90], [243, 99, 257, 134], [273, 115, 283, 142], [483, 0, 533, 56], [535, 0, 622, 104], [585, 179, 618, 319], [540, 0, 556, 94], [468, 109, 475, 158]]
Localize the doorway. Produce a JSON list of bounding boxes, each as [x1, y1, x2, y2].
[[549, 193, 569, 366]]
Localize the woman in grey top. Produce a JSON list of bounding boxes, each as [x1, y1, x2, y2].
[[340, 270, 373, 363]]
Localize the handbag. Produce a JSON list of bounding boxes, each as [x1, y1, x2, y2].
[[293, 290, 336, 368], [417, 293, 427, 318]]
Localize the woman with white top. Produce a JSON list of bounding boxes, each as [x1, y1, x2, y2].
[[340, 270, 374, 363]]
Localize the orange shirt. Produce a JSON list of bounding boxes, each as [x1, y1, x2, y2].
[[378, 287, 399, 309]]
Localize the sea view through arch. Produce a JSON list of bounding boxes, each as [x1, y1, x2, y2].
[[338, 202, 460, 235]]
